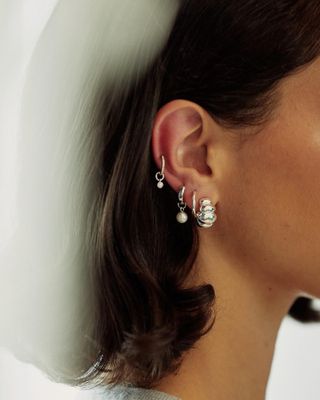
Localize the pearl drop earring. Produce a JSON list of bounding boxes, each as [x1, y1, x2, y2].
[[155, 155, 165, 189], [176, 185, 188, 223]]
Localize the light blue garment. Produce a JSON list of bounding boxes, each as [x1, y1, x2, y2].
[[76, 384, 181, 400]]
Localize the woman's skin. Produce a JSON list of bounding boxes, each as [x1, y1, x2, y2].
[[151, 55, 320, 400]]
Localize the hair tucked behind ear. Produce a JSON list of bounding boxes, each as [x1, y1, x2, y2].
[[76, 0, 320, 389]]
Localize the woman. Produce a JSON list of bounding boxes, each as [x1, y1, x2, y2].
[[7, 0, 320, 399]]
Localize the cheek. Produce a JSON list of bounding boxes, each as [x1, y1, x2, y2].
[[219, 125, 320, 296]]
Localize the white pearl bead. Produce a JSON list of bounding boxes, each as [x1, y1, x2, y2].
[[157, 181, 164, 188], [176, 211, 188, 223]]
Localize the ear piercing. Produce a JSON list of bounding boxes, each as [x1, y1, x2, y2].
[[155, 155, 165, 188], [176, 185, 188, 223], [154, 154, 217, 228]]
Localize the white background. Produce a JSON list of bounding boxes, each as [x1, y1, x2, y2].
[[0, 1, 320, 399]]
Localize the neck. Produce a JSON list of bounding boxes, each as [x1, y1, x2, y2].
[[155, 231, 297, 400]]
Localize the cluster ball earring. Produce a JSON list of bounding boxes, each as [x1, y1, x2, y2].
[[192, 190, 217, 228], [176, 185, 188, 223]]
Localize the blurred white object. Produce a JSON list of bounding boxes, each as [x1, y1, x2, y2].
[[0, 0, 180, 383], [0, 347, 80, 400]]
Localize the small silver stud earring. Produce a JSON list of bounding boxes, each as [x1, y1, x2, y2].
[[192, 190, 217, 228], [176, 185, 188, 223], [155, 155, 165, 189]]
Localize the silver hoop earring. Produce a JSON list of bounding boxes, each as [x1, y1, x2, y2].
[[192, 190, 217, 228], [176, 185, 188, 223], [155, 155, 165, 189]]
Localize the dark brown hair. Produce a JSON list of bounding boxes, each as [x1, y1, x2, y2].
[[77, 0, 320, 390]]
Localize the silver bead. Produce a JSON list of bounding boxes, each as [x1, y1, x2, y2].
[[176, 211, 188, 223], [157, 181, 164, 189]]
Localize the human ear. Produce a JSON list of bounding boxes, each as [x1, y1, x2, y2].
[[151, 99, 216, 209]]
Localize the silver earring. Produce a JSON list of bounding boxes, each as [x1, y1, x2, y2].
[[192, 190, 217, 228], [176, 185, 188, 223], [155, 155, 165, 188]]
